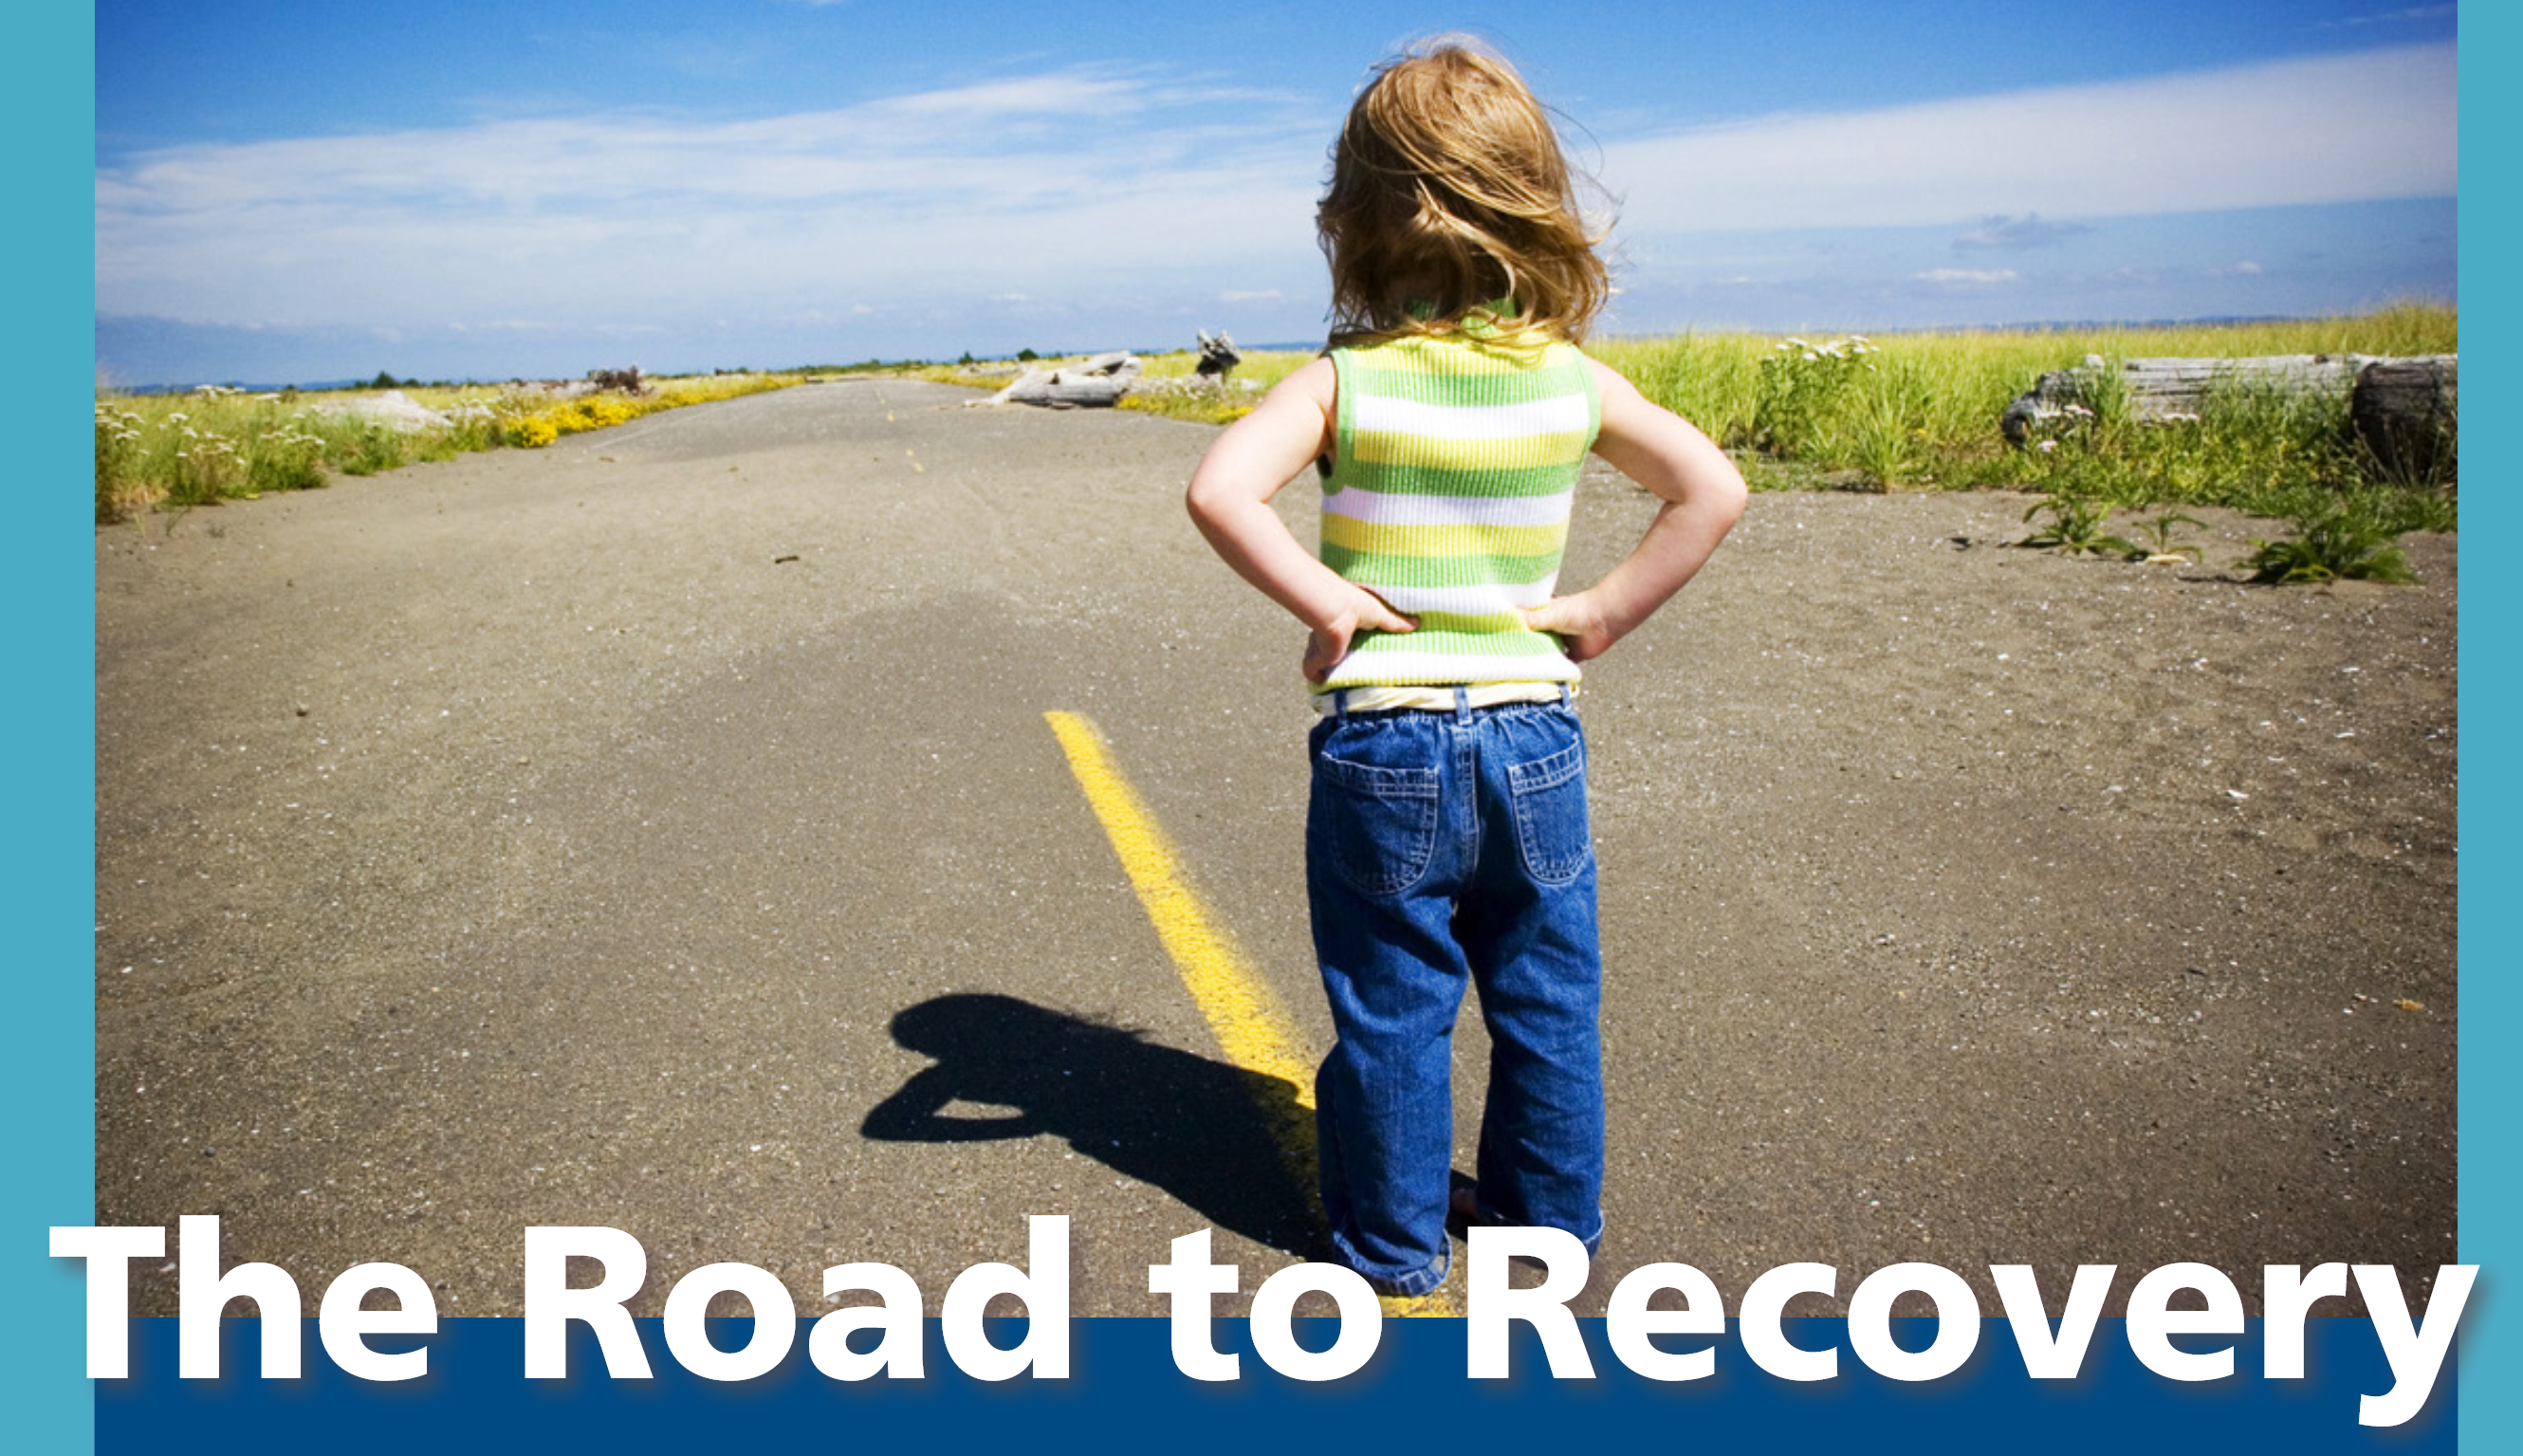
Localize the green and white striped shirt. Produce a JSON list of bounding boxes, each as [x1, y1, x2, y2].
[[1317, 327, 1601, 692]]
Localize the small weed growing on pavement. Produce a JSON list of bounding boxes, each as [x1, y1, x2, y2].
[[2124, 509, 2207, 564], [2242, 507, 2418, 584], [2019, 493, 2137, 558]]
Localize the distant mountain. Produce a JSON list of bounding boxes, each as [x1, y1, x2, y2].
[[120, 378, 356, 396], [121, 377, 453, 396], [119, 375, 529, 395], [1911, 315, 2305, 335]]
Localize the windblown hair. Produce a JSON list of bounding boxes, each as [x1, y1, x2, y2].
[[1318, 38, 1611, 349]]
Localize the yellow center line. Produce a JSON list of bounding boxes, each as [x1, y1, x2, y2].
[[1043, 710, 1316, 1097], [1043, 710, 1460, 1317]]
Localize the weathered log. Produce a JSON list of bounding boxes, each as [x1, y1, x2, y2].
[[1195, 330, 1243, 381], [986, 351, 1143, 409], [586, 366, 650, 395], [1998, 366, 2090, 445], [2001, 354, 2457, 484], [2002, 354, 2380, 443], [2352, 357, 2457, 484]]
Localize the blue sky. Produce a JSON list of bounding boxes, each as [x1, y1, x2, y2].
[[94, 1, 2458, 386]]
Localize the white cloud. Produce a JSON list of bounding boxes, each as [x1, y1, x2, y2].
[[1954, 213, 2089, 251], [93, 44, 2454, 360], [1601, 44, 2453, 236], [2318, 6, 2455, 28], [96, 68, 1331, 333]]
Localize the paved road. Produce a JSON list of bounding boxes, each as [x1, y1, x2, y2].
[[96, 378, 2457, 1318]]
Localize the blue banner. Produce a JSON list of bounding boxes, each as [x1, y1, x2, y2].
[[96, 1316, 2450, 1451]]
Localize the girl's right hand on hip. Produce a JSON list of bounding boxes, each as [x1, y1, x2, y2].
[[1303, 589, 1416, 683]]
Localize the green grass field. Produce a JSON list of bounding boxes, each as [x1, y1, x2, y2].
[[1591, 303, 2455, 524], [94, 372, 811, 523], [101, 305, 2455, 544]]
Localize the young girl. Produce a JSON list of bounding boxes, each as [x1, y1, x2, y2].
[[1185, 38, 1747, 1298]]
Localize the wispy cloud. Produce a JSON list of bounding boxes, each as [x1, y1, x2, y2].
[[1600, 44, 2453, 235], [1953, 213, 2090, 251], [2316, 6, 2455, 28], [96, 67, 1331, 334], [94, 42, 2457, 378]]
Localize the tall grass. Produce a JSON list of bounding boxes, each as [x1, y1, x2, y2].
[[1594, 303, 2457, 524], [1588, 332, 1767, 451], [94, 373, 809, 524]]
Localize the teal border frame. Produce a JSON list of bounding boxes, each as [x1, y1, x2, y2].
[[28, 5, 2500, 1450], [10, 3, 99, 1450], [2457, 5, 2503, 1452]]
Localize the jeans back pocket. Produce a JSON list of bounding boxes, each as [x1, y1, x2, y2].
[[1310, 746, 1442, 897], [1506, 737, 1592, 885]]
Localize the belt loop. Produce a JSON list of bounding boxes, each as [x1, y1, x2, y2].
[[1452, 685, 1472, 723], [1331, 689, 1350, 723], [1558, 682, 1572, 709]]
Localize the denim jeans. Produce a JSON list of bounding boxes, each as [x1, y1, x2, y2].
[[1306, 691, 1605, 1297]]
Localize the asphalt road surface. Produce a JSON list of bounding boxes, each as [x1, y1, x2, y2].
[[96, 378, 2458, 1318]]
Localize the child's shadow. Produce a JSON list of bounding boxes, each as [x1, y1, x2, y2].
[[861, 992, 1318, 1256]]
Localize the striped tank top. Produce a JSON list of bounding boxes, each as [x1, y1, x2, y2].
[[1316, 327, 1601, 692]]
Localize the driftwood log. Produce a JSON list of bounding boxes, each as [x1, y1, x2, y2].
[[2002, 353, 2458, 483], [2003, 354, 2361, 441], [1195, 330, 1243, 382], [2351, 357, 2458, 482], [985, 351, 1141, 409]]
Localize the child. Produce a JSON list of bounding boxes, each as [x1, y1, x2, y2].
[[1185, 38, 1747, 1298]]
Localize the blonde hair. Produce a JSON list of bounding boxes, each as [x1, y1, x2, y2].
[[1317, 38, 1610, 349]]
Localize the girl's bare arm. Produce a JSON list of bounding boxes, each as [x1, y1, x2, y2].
[[1521, 359, 1749, 660], [1185, 358, 1415, 682]]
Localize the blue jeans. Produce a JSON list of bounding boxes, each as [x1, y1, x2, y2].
[[1306, 691, 1605, 1297]]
